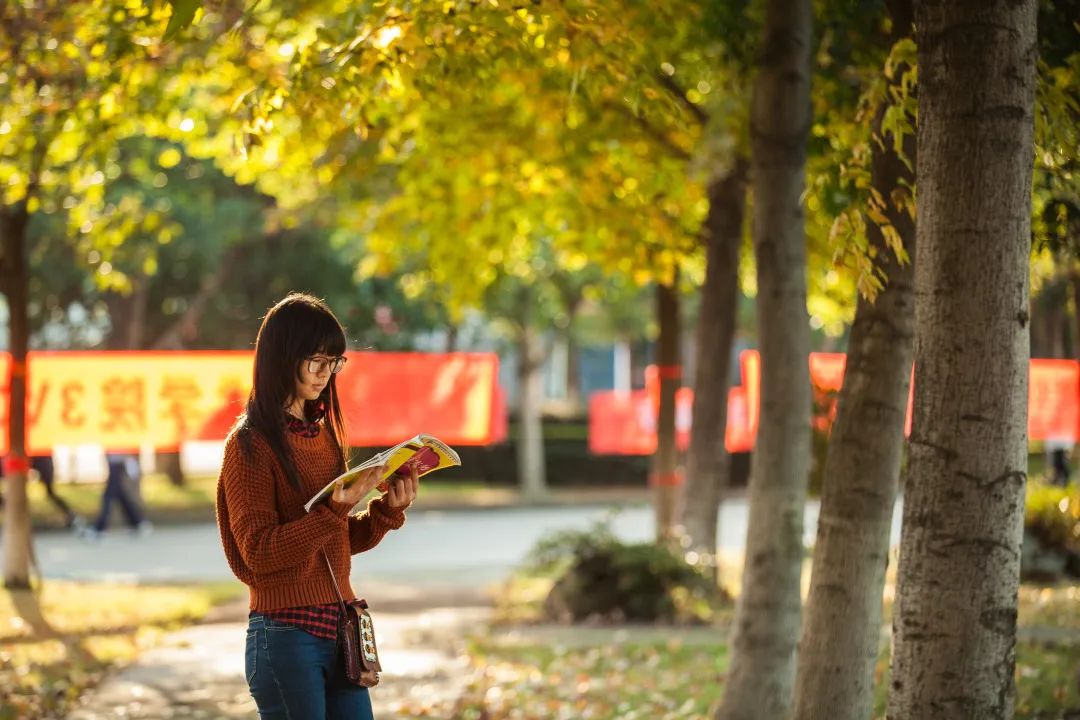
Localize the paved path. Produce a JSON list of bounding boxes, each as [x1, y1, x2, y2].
[[25, 500, 905, 586], [67, 601, 492, 720]]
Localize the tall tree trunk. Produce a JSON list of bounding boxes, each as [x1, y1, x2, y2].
[[716, 0, 812, 716], [1, 204, 33, 589], [793, 4, 915, 716], [152, 244, 239, 350], [888, 2, 1036, 717], [517, 321, 547, 499], [681, 159, 747, 563], [103, 291, 134, 350], [127, 273, 148, 349], [565, 331, 583, 413], [653, 279, 682, 543]]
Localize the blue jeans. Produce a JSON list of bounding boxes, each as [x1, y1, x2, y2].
[[94, 454, 145, 532], [246, 613, 374, 720]]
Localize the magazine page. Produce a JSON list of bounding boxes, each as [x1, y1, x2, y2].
[[376, 435, 461, 490], [304, 434, 461, 512]]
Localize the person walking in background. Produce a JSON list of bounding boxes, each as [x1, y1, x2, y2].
[[0, 453, 84, 530], [1046, 439, 1073, 487], [80, 451, 152, 540], [217, 292, 419, 720]]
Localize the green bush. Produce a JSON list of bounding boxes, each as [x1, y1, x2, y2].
[[524, 518, 728, 624], [1026, 482, 1080, 556]]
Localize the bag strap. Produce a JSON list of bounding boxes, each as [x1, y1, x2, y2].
[[322, 551, 350, 618]]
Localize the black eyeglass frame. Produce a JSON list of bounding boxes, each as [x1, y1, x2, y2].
[[305, 355, 347, 375]]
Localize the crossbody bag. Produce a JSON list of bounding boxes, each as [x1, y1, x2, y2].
[[322, 552, 382, 688]]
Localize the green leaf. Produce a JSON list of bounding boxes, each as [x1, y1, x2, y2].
[[163, 0, 201, 42]]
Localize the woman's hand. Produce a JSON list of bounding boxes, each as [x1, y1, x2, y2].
[[332, 465, 387, 507], [384, 464, 419, 509]]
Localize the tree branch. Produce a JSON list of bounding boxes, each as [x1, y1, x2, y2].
[[656, 73, 709, 126], [603, 101, 692, 161]]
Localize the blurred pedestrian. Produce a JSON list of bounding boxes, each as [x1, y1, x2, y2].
[[1046, 439, 1073, 487], [80, 451, 152, 540], [0, 453, 84, 530], [217, 293, 418, 720]]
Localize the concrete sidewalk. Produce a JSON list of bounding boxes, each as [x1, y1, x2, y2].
[[67, 588, 492, 720]]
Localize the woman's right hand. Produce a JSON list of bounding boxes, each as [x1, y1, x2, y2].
[[332, 465, 387, 506]]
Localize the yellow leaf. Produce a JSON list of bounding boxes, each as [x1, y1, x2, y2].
[[157, 148, 182, 169]]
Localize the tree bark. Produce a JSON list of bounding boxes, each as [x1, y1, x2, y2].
[[887, 2, 1036, 717], [127, 273, 148, 349], [793, 3, 916, 716], [565, 331, 583, 413], [716, 0, 812, 716], [653, 279, 682, 543], [516, 321, 547, 499], [681, 159, 747, 563], [103, 291, 134, 350], [1, 203, 33, 589]]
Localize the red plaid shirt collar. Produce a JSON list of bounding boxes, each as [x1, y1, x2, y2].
[[284, 399, 327, 438]]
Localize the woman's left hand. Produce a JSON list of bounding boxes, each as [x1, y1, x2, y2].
[[384, 463, 419, 509]]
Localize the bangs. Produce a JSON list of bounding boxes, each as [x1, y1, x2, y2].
[[305, 310, 347, 357]]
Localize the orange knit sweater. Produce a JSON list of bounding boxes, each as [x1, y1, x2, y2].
[[216, 426, 405, 611]]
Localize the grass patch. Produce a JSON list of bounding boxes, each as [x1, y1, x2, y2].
[[445, 632, 1077, 720], [451, 636, 731, 719], [0, 579, 245, 720], [1019, 583, 1080, 630], [492, 536, 1078, 719]]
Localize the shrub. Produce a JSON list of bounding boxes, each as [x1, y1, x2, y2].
[[1022, 481, 1080, 581], [524, 517, 728, 624]]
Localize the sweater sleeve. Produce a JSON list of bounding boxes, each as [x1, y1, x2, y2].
[[348, 496, 406, 554], [221, 433, 346, 575]]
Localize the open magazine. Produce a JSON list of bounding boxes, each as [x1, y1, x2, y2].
[[304, 434, 461, 512]]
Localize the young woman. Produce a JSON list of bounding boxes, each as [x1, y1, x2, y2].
[[217, 293, 418, 720]]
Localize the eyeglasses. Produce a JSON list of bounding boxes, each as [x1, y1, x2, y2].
[[305, 355, 347, 375]]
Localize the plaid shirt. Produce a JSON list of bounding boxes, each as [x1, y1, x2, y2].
[[264, 602, 342, 640], [264, 406, 345, 639]]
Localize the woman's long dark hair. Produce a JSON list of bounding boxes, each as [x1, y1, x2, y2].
[[234, 293, 348, 490]]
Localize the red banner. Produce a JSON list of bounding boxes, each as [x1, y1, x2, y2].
[[588, 386, 754, 456], [0, 351, 506, 453], [591, 353, 1080, 455]]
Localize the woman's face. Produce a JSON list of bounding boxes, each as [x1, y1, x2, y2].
[[293, 354, 338, 403]]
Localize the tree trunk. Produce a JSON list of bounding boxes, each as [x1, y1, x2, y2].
[[1, 204, 33, 589], [152, 244, 239, 350], [127, 273, 148, 349], [793, 4, 915, 716], [516, 322, 547, 499], [103, 291, 134, 350], [653, 279, 682, 543], [681, 159, 747, 564], [887, 2, 1036, 717], [716, 0, 812, 716], [565, 331, 583, 413]]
